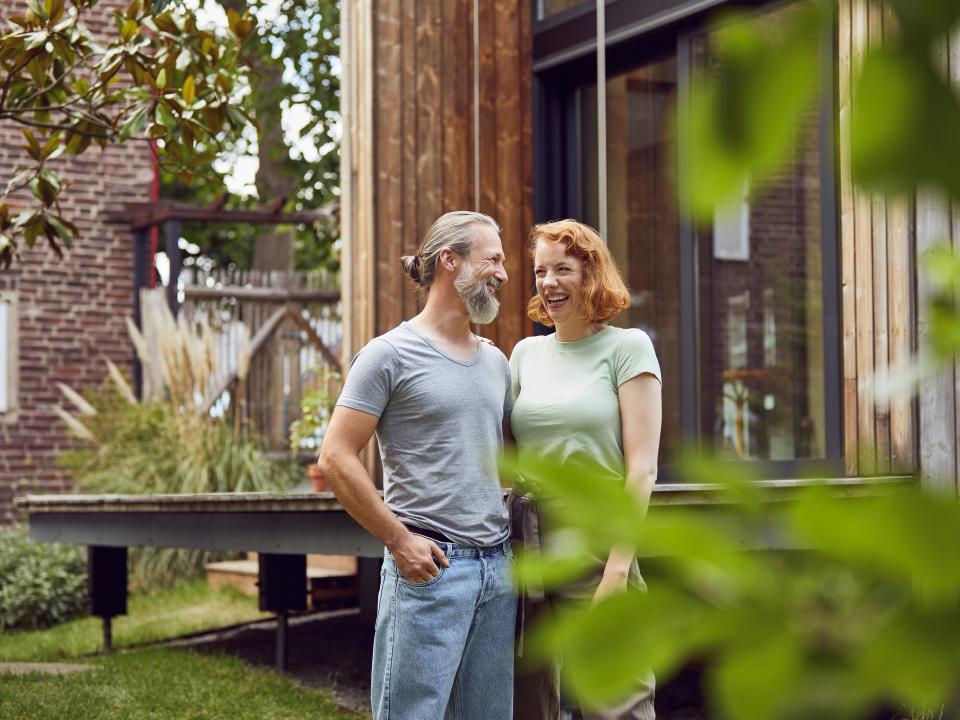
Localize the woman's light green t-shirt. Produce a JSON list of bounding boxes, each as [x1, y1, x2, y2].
[[509, 326, 661, 486]]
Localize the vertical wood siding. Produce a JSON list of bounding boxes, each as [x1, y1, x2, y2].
[[343, 0, 534, 358], [839, 0, 918, 477]]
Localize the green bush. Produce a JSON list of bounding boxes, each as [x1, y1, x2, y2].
[[0, 525, 87, 631]]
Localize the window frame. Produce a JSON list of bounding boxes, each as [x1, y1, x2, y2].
[[0, 292, 19, 423], [531, 0, 844, 478]]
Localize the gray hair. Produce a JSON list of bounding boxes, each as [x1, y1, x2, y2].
[[400, 211, 500, 288]]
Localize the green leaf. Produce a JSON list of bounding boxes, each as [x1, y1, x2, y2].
[[26, 0, 48, 21], [181, 74, 195, 105], [45, 214, 75, 248], [852, 44, 960, 199], [118, 105, 150, 141], [21, 129, 42, 161], [152, 11, 179, 36], [40, 133, 62, 160], [24, 30, 50, 50], [710, 635, 804, 720], [679, 3, 823, 217], [120, 18, 139, 42]]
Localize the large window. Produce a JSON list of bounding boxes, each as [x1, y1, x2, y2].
[[534, 0, 841, 475]]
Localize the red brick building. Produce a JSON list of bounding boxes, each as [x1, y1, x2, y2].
[[0, 0, 154, 523]]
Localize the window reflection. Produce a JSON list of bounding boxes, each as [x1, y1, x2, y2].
[[580, 52, 681, 462], [538, 0, 588, 20], [694, 1, 826, 461], [558, 0, 827, 466]]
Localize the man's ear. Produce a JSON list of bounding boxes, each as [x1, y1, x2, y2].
[[438, 247, 459, 273]]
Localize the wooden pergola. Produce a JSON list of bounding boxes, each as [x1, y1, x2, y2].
[[104, 196, 341, 400]]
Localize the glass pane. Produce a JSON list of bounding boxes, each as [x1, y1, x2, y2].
[[693, 1, 826, 461], [538, 0, 589, 20], [579, 51, 681, 462]]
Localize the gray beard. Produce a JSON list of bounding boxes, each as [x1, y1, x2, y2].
[[454, 262, 501, 325]]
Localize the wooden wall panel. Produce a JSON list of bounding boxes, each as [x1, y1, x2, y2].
[[348, 0, 532, 354], [839, 0, 918, 478], [492, 0, 525, 351], [375, 1, 404, 334], [400, 0, 419, 322], [885, 3, 914, 474], [838, 0, 859, 475]]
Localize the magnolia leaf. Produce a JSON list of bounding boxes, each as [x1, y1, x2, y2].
[[181, 74, 195, 105]]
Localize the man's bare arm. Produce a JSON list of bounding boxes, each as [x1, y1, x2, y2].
[[318, 405, 448, 582]]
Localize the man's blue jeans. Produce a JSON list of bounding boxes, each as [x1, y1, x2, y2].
[[371, 539, 517, 720]]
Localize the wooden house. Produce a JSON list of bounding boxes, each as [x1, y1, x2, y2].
[[338, 0, 960, 494]]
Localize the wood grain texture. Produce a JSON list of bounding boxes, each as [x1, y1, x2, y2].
[[375, 0, 404, 335], [917, 187, 956, 491], [868, 1, 890, 474], [915, 39, 957, 493], [851, 0, 876, 473], [884, 3, 915, 475], [887, 194, 914, 473], [442, 0, 473, 212], [401, 0, 419, 320], [949, 27, 960, 497], [838, 0, 859, 474], [415, 0, 443, 256]]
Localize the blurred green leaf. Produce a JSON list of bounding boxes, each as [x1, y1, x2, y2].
[[851, 45, 960, 198], [710, 635, 805, 720], [680, 2, 824, 216]]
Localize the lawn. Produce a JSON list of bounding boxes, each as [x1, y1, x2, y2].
[[0, 579, 269, 663], [0, 648, 361, 720]]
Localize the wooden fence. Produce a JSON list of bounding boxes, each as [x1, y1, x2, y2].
[[177, 268, 342, 453]]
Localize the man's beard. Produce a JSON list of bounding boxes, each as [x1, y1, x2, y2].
[[454, 261, 501, 325]]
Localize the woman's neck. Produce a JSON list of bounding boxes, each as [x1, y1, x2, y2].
[[554, 319, 603, 342]]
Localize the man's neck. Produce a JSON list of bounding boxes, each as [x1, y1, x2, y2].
[[409, 285, 474, 343]]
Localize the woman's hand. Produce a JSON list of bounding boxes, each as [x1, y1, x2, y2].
[[592, 562, 629, 605]]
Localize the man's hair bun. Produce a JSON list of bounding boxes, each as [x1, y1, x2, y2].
[[400, 254, 423, 284]]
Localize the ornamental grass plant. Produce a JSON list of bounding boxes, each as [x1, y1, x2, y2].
[[54, 298, 298, 590]]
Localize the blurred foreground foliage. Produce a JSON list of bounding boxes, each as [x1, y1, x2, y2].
[[506, 453, 960, 720], [521, 1, 960, 717]]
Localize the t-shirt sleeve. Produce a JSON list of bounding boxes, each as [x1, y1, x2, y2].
[[336, 338, 401, 417], [508, 339, 524, 401], [502, 358, 514, 418], [616, 329, 662, 387]]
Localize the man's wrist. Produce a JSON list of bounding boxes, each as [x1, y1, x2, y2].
[[383, 521, 411, 552]]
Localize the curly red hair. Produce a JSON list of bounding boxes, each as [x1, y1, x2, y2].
[[527, 219, 630, 326]]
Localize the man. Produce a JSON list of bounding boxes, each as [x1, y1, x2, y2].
[[318, 210, 516, 720]]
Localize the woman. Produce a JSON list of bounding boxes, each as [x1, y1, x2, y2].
[[508, 219, 661, 720]]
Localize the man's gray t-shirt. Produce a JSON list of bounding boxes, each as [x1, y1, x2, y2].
[[336, 321, 512, 546]]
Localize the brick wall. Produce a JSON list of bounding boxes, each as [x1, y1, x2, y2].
[[0, 0, 154, 523]]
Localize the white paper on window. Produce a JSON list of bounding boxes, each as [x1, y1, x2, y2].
[[713, 178, 750, 261]]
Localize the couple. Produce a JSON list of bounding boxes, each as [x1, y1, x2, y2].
[[318, 211, 661, 720]]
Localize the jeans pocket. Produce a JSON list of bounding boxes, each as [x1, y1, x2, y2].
[[398, 562, 446, 588]]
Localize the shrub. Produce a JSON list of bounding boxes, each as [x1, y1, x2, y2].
[[0, 525, 87, 631]]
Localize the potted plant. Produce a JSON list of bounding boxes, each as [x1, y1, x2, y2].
[[289, 368, 342, 492]]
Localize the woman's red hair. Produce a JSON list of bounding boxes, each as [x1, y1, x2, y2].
[[527, 219, 630, 327]]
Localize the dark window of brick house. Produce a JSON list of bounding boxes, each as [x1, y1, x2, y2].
[[0, 294, 16, 416], [533, 0, 842, 476]]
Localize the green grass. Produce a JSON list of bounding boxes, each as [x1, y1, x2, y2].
[[0, 579, 269, 662], [0, 648, 361, 720]]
